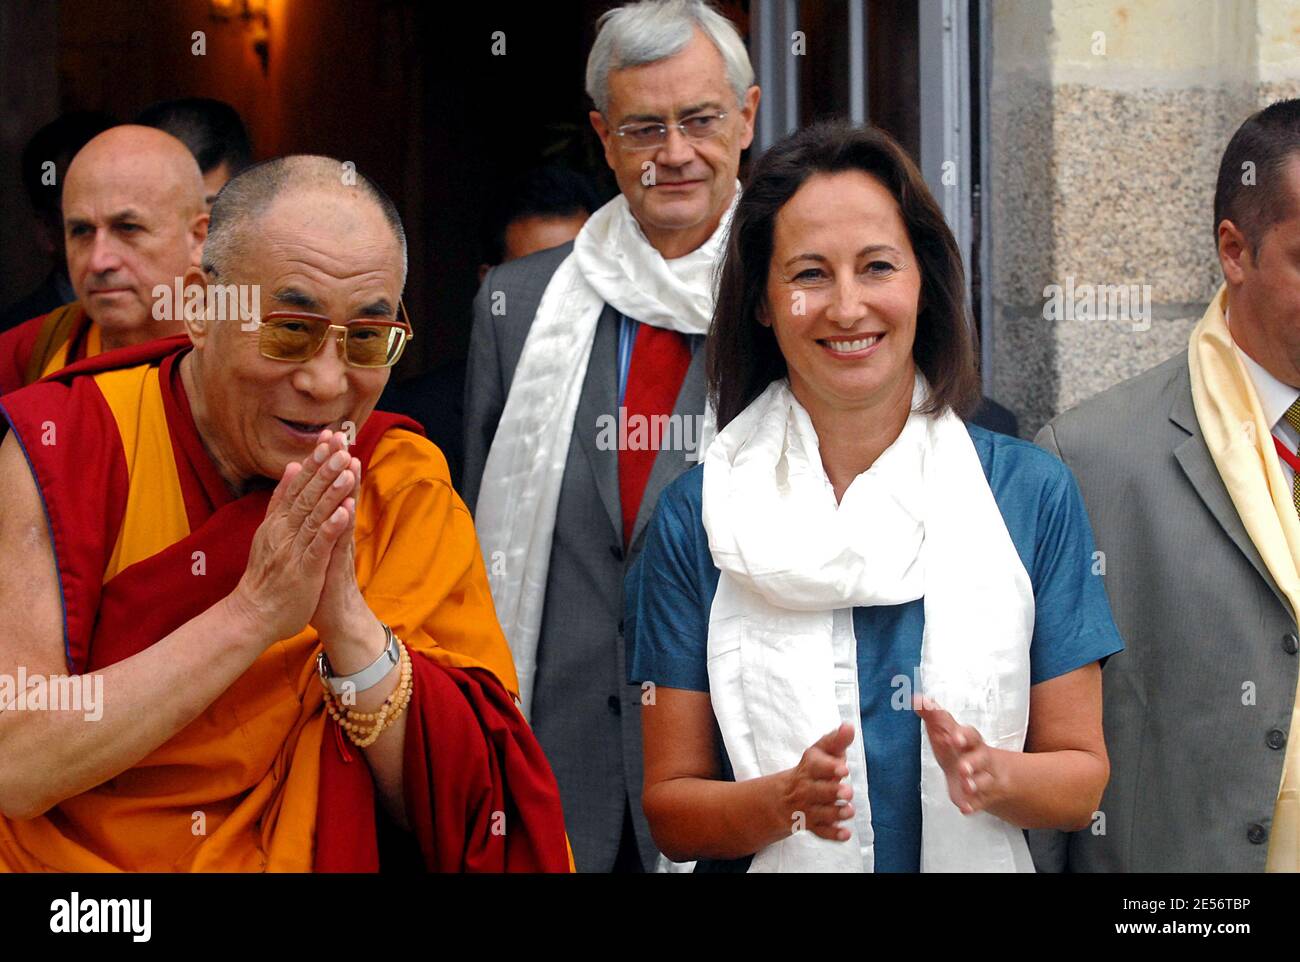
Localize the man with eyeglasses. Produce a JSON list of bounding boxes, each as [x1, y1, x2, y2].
[[463, 0, 759, 873], [0, 125, 210, 397], [0, 155, 570, 872]]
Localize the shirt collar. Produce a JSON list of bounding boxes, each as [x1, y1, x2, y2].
[[1228, 311, 1300, 430]]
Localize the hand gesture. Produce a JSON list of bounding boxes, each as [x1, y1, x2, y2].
[[308, 431, 373, 647], [780, 723, 856, 842], [229, 430, 358, 643], [916, 696, 1002, 816]]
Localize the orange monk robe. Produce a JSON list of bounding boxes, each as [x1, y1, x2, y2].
[[0, 302, 101, 396], [0, 338, 570, 871]]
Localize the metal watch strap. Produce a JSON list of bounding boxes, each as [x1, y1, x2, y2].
[[318, 624, 399, 696]]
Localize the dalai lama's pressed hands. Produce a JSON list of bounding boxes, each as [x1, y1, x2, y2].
[[229, 429, 358, 641], [230, 426, 387, 672], [230, 427, 409, 828], [0, 425, 392, 820], [307, 433, 391, 679]]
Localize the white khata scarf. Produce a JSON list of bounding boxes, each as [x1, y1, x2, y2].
[[701, 375, 1036, 872], [476, 186, 738, 717]]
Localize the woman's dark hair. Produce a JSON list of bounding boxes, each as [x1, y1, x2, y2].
[[707, 120, 982, 428]]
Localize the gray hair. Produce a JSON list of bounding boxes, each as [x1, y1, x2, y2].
[[202, 154, 407, 290], [585, 0, 754, 115]]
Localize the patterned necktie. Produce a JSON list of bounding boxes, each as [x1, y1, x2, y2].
[[1283, 398, 1300, 517]]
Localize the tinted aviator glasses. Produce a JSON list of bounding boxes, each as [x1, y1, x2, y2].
[[255, 300, 414, 368]]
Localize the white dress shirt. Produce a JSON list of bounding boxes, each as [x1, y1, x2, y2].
[[1234, 341, 1300, 487]]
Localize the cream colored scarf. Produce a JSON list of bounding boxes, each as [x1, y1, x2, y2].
[[1188, 285, 1300, 871]]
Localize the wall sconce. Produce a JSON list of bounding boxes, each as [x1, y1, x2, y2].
[[209, 0, 268, 19], [207, 0, 272, 75]]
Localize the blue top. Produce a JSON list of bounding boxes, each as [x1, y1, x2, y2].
[[624, 423, 1124, 872]]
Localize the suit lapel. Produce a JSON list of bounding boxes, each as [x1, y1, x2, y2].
[[1169, 366, 1291, 613], [628, 333, 708, 552], [574, 304, 622, 541]]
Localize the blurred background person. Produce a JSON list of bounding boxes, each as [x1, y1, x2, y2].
[[0, 110, 114, 335], [383, 164, 602, 488], [137, 97, 253, 209], [479, 164, 603, 281], [0, 125, 208, 396]]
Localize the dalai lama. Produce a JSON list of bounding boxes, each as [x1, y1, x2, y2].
[[0, 155, 570, 872]]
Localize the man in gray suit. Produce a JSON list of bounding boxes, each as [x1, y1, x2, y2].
[[462, 0, 759, 872], [1031, 99, 1300, 871]]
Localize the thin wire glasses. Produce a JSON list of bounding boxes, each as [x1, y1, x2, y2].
[[613, 111, 730, 151]]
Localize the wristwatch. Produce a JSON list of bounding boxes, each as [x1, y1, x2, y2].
[[317, 624, 400, 696]]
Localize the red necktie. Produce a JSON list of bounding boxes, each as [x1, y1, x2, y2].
[[618, 324, 692, 548]]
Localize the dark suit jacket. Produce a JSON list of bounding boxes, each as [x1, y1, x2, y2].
[[972, 396, 1019, 438], [1030, 352, 1298, 871], [462, 242, 706, 872], [379, 360, 466, 491]]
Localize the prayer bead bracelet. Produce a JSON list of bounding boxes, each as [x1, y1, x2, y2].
[[322, 637, 413, 748], [324, 644, 412, 748]]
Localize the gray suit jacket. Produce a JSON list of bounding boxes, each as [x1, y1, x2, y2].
[[462, 242, 707, 872], [1030, 352, 1298, 871]]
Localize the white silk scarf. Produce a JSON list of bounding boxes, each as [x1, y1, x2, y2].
[[476, 187, 737, 716], [702, 376, 1036, 872]]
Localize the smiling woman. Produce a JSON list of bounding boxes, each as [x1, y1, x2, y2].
[[625, 121, 1125, 872], [708, 122, 980, 435]]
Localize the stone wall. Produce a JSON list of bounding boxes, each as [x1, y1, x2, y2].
[[988, 0, 1300, 437]]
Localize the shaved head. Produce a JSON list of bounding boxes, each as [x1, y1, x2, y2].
[[65, 125, 206, 220], [203, 155, 406, 288], [62, 124, 209, 349]]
